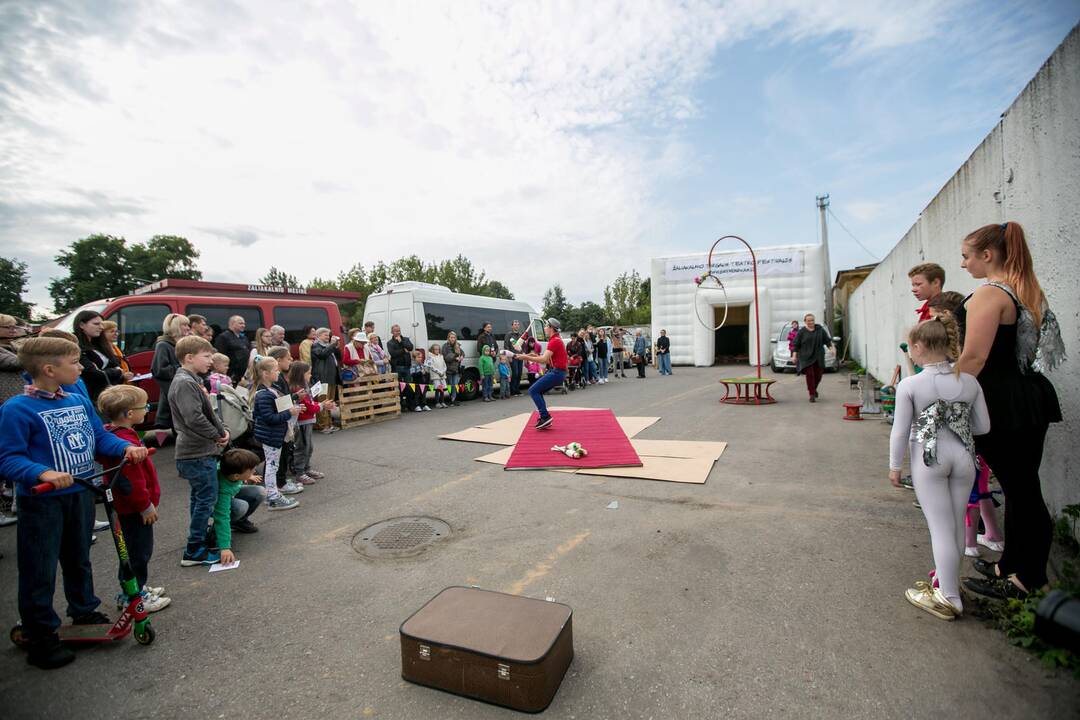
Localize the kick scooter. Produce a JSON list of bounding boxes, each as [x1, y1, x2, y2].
[[10, 455, 156, 648]]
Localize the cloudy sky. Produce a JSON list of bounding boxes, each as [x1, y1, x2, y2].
[[2, 0, 1078, 314]]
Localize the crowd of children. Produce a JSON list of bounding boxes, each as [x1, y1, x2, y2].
[[0, 322, 350, 669]]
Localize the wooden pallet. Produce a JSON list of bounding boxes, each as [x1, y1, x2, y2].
[[339, 373, 402, 429]]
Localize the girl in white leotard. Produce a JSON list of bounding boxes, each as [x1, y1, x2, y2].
[[889, 316, 990, 620]]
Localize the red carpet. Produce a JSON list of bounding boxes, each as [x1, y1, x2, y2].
[[504, 410, 643, 471]]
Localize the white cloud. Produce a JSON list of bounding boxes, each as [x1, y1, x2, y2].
[[0, 0, 1000, 313]]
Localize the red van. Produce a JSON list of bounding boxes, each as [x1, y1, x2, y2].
[[52, 279, 360, 421]]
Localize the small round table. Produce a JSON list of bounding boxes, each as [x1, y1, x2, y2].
[[718, 376, 777, 405]]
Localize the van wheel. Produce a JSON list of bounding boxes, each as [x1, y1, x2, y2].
[[461, 368, 480, 401]]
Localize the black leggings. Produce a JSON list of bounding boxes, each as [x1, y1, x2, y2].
[[975, 424, 1051, 590]]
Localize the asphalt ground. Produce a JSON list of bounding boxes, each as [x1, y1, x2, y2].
[[0, 366, 1076, 719]]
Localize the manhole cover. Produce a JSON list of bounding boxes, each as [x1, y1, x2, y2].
[[352, 516, 451, 558]]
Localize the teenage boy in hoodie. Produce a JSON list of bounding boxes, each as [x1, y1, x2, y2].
[[0, 337, 147, 669], [168, 335, 229, 567]]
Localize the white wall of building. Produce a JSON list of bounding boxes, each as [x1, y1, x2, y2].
[[848, 25, 1080, 513], [651, 242, 829, 367]]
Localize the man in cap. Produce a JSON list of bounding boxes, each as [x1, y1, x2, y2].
[[514, 318, 567, 430]]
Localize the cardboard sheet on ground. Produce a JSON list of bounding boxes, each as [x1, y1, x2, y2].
[[473, 439, 724, 484], [440, 411, 660, 446], [504, 410, 642, 471]]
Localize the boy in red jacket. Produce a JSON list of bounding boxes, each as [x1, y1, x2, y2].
[[96, 385, 170, 612]]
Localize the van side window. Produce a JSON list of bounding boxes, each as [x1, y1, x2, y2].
[[274, 306, 330, 344], [424, 304, 532, 341], [110, 304, 170, 355], [186, 305, 263, 343]]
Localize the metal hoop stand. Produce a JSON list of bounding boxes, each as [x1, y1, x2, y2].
[[699, 234, 776, 405]]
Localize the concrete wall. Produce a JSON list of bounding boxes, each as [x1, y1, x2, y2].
[[848, 24, 1080, 513]]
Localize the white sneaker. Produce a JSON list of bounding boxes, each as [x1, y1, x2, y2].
[[964, 546, 980, 558], [0, 513, 15, 527], [93, 520, 110, 531], [143, 593, 171, 613], [422, 406, 431, 412], [414, 407, 423, 412], [280, 481, 304, 495], [144, 584, 165, 598], [977, 534, 1005, 552]]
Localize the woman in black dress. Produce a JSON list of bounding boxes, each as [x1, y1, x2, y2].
[[956, 221, 1065, 599]]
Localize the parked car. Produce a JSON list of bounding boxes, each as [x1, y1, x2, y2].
[[770, 321, 840, 373]]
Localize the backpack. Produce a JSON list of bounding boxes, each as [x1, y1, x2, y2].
[[214, 383, 253, 439]]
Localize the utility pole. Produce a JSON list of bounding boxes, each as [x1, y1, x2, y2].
[[816, 194, 834, 325]]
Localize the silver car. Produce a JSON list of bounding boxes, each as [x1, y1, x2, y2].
[[770, 322, 840, 373]]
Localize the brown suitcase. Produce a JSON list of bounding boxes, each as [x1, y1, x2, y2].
[[400, 586, 574, 713]]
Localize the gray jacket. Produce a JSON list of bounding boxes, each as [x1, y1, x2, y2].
[[168, 367, 226, 460]]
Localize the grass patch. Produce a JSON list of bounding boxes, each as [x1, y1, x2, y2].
[[988, 504, 1080, 674]]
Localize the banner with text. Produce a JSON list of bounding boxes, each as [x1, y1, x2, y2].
[[663, 249, 804, 281]]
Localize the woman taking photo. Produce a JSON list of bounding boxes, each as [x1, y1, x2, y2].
[[73, 309, 129, 403], [956, 221, 1064, 600]]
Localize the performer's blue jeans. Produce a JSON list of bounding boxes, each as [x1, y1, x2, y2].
[[528, 369, 566, 419]]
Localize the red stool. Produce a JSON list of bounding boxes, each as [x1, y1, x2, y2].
[[843, 403, 863, 421]]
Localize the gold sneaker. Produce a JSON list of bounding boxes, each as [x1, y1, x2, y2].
[[905, 581, 959, 621]]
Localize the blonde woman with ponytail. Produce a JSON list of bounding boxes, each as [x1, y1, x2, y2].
[[956, 221, 1064, 600], [889, 315, 990, 620]]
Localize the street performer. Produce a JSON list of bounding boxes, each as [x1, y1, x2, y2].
[[515, 318, 567, 430]]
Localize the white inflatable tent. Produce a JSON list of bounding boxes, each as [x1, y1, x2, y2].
[[650, 243, 830, 367]]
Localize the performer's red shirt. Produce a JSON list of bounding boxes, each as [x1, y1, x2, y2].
[[547, 334, 568, 371]]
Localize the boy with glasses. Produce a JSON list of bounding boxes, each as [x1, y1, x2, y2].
[[96, 384, 170, 612]]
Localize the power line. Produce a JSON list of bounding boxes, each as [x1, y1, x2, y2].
[[827, 207, 878, 261]]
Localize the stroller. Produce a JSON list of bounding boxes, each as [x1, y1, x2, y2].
[[565, 356, 583, 391]]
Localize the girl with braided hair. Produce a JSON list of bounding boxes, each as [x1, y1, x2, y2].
[[889, 315, 990, 620]]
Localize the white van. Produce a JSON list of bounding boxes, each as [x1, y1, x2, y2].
[[363, 282, 545, 399]]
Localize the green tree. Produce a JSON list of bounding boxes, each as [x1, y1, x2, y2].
[[259, 267, 300, 288], [480, 280, 514, 300], [49, 234, 132, 313], [0, 258, 33, 319], [575, 301, 607, 327], [541, 284, 571, 321], [603, 270, 644, 326], [126, 235, 202, 282]]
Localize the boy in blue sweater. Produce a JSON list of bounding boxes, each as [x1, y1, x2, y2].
[[0, 338, 147, 669]]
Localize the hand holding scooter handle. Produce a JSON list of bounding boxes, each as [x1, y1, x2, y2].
[[33, 470, 73, 493], [29, 449, 153, 495]]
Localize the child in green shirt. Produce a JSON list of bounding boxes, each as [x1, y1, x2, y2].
[[212, 448, 262, 565], [479, 345, 495, 402]]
